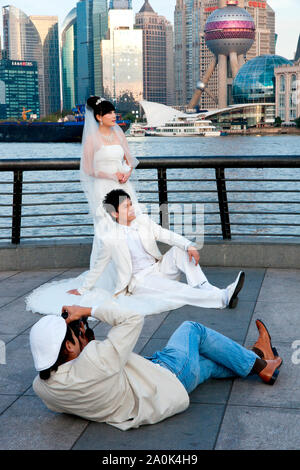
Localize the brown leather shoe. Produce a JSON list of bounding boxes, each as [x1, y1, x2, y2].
[[259, 357, 282, 385], [252, 319, 278, 360]]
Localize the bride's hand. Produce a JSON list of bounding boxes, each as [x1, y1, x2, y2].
[[115, 172, 125, 183], [120, 170, 132, 184]]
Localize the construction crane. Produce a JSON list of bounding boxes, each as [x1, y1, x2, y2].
[[22, 107, 32, 121]]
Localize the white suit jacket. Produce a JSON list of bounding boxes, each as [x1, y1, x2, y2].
[[33, 302, 189, 430], [78, 214, 192, 296]]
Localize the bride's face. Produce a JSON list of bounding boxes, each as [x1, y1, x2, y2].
[[97, 111, 116, 128]]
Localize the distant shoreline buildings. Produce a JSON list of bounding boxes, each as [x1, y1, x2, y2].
[[0, 0, 299, 127], [2, 5, 60, 118]]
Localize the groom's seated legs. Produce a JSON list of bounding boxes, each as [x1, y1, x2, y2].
[[158, 246, 209, 287]]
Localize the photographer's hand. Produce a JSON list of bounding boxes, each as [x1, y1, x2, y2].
[[62, 305, 92, 324], [78, 322, 90, 349]]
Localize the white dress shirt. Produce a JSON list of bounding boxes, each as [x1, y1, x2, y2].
[[120, 224, 157, 275]]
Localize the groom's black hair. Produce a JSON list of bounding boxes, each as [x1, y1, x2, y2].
[[103, 189, 131, 216]]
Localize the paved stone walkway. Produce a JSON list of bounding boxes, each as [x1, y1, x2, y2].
[[0, 267, 299, 450]]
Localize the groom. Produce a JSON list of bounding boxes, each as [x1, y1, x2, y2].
[[68, 189, 245, 310]]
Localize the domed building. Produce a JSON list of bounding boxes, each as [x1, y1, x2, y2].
[[233, 55, 293, 104]]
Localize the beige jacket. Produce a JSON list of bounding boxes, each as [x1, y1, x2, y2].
[[78, 214, 192, 296], [33, 301, 189, 431]]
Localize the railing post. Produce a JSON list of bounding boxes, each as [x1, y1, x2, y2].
[[215, 167, 231, 240], [12, 170, 23, 245], [157, 167, 169, 229]]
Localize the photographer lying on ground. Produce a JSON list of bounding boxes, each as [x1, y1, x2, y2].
[[29, 302, 282, 431]]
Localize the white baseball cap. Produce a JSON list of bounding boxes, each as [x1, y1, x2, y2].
[[30, 315, 67, 372]]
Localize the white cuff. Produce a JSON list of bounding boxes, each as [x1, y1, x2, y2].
[[77, 287, 86, 295], [185, 241, 193, 251], [91, 307, 97, 318]]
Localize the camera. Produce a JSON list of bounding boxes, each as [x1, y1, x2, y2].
[[61, 311, 95, 343]]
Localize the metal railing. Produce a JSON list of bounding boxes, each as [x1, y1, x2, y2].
[[1, 155, 300, 244]]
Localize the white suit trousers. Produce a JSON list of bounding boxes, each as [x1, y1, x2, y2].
[[132, 247, 227, 310]]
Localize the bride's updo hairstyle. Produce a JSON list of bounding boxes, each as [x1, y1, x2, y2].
[[86, 96, 116, 122]]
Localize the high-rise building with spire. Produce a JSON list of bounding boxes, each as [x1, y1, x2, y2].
[[135, 1, 174, 105], [2, 5, 60, 117]]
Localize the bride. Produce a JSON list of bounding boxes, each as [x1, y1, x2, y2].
[[26, 97, 181, 316], [78, 96, 140, 269]]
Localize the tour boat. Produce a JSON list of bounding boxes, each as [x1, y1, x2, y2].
[[146, 116, 221, 137], [127, 123, 146, 137]]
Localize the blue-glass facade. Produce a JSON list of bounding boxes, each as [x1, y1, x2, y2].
[[76, 0, 93, 104], [76, 0, 108, 104], [0, 59, 40, 119], [61, 9, 77, 110], [2, 6, 60, 117], [109, 1, 132, 9], [233, 55, 293, 104]]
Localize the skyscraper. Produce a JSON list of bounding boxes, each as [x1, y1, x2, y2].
[[135, 1, 174, 105], [76, 0, 108, 104], [174, 0, 202, 106], [0, 59, 40, 119], [93, 0, 109, 97], [30, 16, 61, 116], [247, 1, 275, 59], [61, 9, 77, 110], [102, 6, 143, 104], [2, 6, 60, 117]]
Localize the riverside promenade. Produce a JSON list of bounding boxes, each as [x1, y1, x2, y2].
[[0, 264, 299, 450]]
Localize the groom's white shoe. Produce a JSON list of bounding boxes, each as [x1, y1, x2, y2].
[[226, 271, 245, 309]]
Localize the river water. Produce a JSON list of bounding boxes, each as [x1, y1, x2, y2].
[[0, 134, 300, 241], [0, 134, 300, 159]]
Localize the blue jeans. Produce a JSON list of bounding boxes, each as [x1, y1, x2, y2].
[[145, 321, 258, 394]]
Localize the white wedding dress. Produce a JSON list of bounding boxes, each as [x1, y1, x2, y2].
[[26, 144, 179, 318]]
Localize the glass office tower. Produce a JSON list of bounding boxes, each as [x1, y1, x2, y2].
[[30, 16, 61, 116], [61, 9, 77, 110], [2, 6, 60, 117], [76, 0, 108, 104], [0, 59, 40, 119]]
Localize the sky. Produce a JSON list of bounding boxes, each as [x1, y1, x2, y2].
[[0, 0, 299, 59]]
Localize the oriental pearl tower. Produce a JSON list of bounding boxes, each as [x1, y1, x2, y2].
[[188, 0, 256, 110]]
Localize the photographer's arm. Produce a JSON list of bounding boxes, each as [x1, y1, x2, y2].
[[63, 302, 144, 372]]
